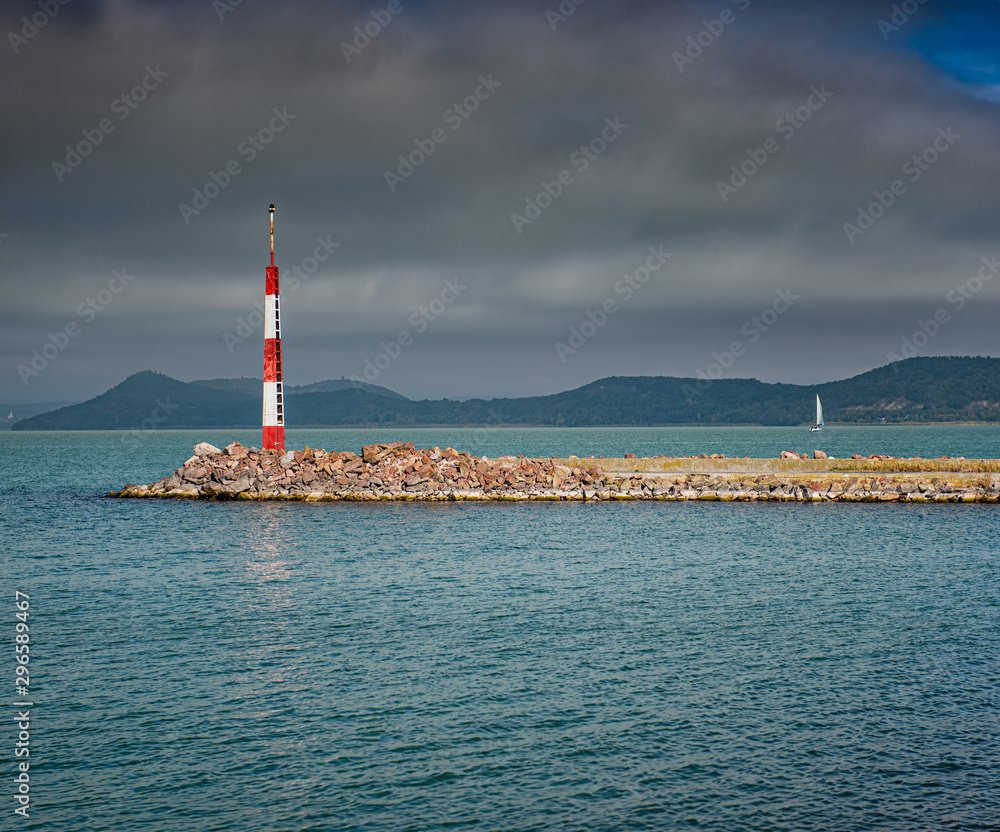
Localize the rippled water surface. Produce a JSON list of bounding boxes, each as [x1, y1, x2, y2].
[[3, 430, 999, 831]]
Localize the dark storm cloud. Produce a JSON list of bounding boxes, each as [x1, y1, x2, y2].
[[1, 0, 998, 403]]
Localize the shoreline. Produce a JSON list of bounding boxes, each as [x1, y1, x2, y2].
[[110, 442, 1000, 503], [13, 421, 1000, 432]]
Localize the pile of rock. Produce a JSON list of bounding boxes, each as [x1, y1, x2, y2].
[[110, 442, 1000, 503], [115, 441, 610, 501]]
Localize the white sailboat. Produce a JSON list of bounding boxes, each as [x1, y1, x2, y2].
[[810, 394, 823, 432]]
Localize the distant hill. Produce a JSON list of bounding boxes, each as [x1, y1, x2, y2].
[[188, 377, 263, 397], [11, 357, 1000, 430], [0, 401, 79, 430], [11, 372, 246, 431], [190, 376, 407, 400], [286, 378, 407, 399], [9, 371, 408, 431]]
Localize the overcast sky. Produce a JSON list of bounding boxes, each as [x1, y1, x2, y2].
[[2, 0, 998, 404]]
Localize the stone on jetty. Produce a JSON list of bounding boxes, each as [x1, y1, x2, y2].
[[110, 442, 1000, 503]]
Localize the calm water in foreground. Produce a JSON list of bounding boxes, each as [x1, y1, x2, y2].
[[3, 427, 999, 831]]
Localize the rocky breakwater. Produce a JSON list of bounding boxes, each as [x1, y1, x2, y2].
[[114, 441, 612, 501], [111, 442, 1000, 503]]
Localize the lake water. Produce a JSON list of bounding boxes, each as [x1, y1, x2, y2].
[[3, 428, 999, 831]]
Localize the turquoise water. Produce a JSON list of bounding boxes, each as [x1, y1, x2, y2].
[[3, 429, 999, 831]]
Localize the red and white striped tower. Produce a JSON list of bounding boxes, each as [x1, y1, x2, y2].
[[262, 203, 285, 451]]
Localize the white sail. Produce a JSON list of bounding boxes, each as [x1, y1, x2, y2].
[[810, 394, 824, 431]]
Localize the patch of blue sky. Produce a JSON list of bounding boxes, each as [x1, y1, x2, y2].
[[904, 5, 1000, 101]]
